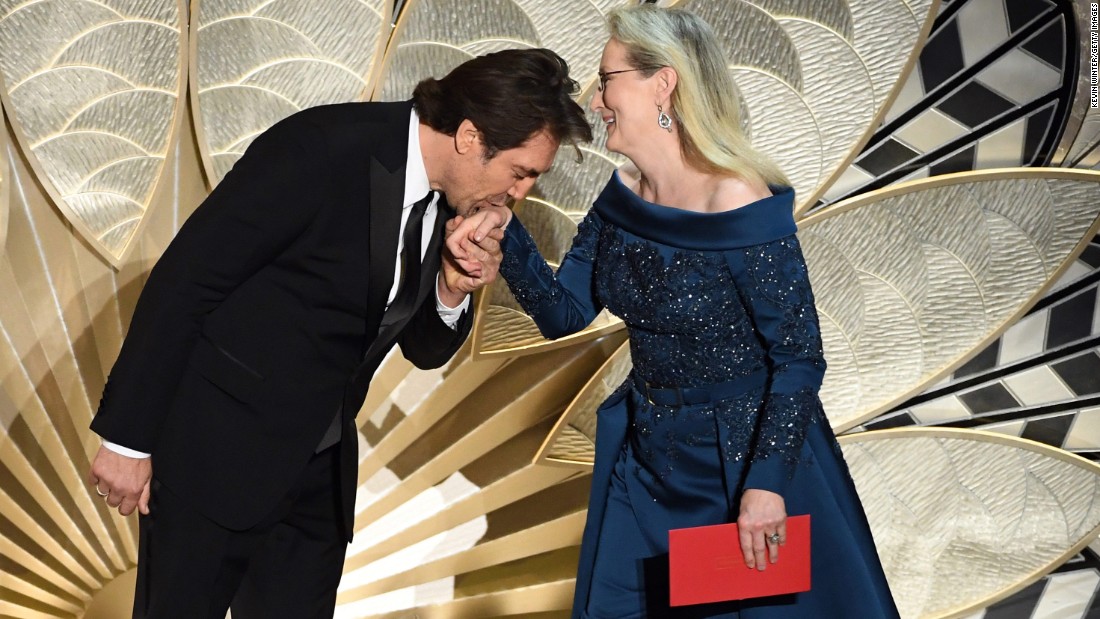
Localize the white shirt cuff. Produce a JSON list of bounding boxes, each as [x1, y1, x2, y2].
[[435, 280, 470, 330], [102, 440, 151, 459]]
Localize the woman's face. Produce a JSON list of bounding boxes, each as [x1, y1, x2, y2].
[[590, 38, 654, 157]]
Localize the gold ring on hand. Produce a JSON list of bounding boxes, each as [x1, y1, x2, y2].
[[95, 485, 108, 497]]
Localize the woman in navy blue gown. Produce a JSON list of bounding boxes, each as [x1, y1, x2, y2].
[[453, 6, 899, 618]]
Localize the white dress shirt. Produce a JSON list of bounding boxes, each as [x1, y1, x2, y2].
[[103, 109, 469, 459]]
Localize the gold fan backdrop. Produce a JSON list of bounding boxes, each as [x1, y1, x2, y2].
[[0, 1, 1098, 619]]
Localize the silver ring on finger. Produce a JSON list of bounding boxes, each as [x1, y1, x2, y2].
[[767, 532, 781, 545], [95, 485, 108, 497]]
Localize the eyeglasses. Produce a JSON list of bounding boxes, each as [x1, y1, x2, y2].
[[596, 67, 660, 92]]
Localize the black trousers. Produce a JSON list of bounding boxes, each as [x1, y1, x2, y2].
[[133, 445, 347, 619]]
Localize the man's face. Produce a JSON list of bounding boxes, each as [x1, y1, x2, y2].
[[443, 123, 560, 217]]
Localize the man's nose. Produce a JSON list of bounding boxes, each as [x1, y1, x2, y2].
[[589, 90, 603, 112], [509, 177, 538, 200]]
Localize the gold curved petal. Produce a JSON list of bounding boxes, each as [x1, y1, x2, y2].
[[668, 0, 938, 213], [840, 428, 1100, 619], [0, 0, 187, 267], [534, 339, 630, 469], [802, 169, 1100, 431], [471, 199, 625, 358], [191, 0, 391, 186]]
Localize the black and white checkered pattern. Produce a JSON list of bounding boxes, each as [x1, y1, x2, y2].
[[816, 0, 1074, 208]]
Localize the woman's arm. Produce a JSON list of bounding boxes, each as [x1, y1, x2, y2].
[[497, 210, 606, 339], [730, 233, 827, 495], [727, 234, 827, 568]]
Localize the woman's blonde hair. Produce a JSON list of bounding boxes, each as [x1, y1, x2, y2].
[[607, 5, 789, 187]]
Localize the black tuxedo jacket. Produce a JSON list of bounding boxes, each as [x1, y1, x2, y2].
[[91, 101, 471, 536]]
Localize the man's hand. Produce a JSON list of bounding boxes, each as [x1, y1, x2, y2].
[[445, 205, 512, 267], [88, 446, 152, 516], [737, 488, 786, 571]]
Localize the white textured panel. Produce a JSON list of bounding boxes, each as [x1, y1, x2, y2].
[[848, 0, 934, 103], [801, 170, 1100, 430], [0, 0, 186, 265], [842, 429, 1100, 619], [748, 0, 856, 41], [730, 67, 823, 196], [193, 0, 389, 184]]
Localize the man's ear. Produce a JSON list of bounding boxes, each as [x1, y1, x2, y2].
[[455, 119, 479, 155]]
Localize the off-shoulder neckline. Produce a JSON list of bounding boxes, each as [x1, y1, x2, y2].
[[592, 171, 797, 251]]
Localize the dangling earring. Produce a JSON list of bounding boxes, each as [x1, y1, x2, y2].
[[657, 105, 673, 132]]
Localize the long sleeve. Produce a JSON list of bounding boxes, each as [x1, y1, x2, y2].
[[498, 210, 605, 339], [728, 234, 827, 498], [91, 116, 330, 452], [399, 285, 472, 369]]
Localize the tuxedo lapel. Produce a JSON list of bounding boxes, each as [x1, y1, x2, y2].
[[364, 156, 404, 339]]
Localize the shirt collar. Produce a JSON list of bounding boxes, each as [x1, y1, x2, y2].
[[403, 108, 432, 208]]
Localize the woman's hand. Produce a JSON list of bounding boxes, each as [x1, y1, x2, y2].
[[737, 488, 786, 570]]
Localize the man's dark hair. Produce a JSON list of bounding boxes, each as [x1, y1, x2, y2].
[[413, 48, 593, 158]]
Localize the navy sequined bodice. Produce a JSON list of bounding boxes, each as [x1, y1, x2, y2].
[[592, 217, 765, 387]]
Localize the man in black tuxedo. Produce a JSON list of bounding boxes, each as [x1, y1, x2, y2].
[[86, 48, 592, 619]]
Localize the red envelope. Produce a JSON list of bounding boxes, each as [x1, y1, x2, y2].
[[668, 514, 811, 606]]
